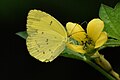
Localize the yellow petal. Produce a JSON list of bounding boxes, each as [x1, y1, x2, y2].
[[66, 22, 85, 36], [71, 32, 86, 42], [66, 22, 86, 42], [87, 19, 104, 42], [66, 43, 86, 54], [95, 32, 107, 48]]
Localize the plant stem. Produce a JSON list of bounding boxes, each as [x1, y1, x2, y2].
[[84, 59, 116, 80], [61, 49, 117, 80]]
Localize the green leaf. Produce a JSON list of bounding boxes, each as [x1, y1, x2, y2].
[[104, 39, 120, 47], [99, 3, 120, 47], [16, 31, 27, 39]]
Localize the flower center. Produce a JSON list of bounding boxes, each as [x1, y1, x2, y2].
[[81, 35, 96, 55]]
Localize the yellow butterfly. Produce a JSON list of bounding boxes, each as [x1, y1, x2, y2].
[[26, 10, 67, 62]]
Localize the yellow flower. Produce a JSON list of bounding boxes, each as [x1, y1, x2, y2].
[[66, 18, 107, 54]]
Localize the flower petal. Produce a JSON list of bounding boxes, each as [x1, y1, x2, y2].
[[95, 32, 107, 48], [66, 43, 86, 54], [71, 32, 86, 42], [66, 22, 86, 42], [87, 19, 104, 42], [66, 22, 85, 36]]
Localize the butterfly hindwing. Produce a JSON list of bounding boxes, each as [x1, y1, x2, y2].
[[27, 30, 66, 62]]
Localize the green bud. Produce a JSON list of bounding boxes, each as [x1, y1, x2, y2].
[[94, 52, 112, 72]]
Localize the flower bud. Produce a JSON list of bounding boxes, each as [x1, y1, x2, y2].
[[94, 52, 112, 72]]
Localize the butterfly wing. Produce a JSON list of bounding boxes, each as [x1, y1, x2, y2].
[[26, 10, 67, 62], [27, 10, 67, 37], [27, 30, 66, 62]]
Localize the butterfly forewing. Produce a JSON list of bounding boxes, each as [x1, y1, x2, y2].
[[27, 10, 67, 38]]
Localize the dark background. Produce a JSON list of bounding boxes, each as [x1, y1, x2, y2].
[[2, 0, 120, 80]]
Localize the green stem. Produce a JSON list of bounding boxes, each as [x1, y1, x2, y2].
[[84, 59, 116, 80], [61, 49, 116, 80]]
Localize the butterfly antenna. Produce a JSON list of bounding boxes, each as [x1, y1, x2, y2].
[[68, 23, 77, 37], [80, 21, 87, 26], [68, 22, 85, 37]]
